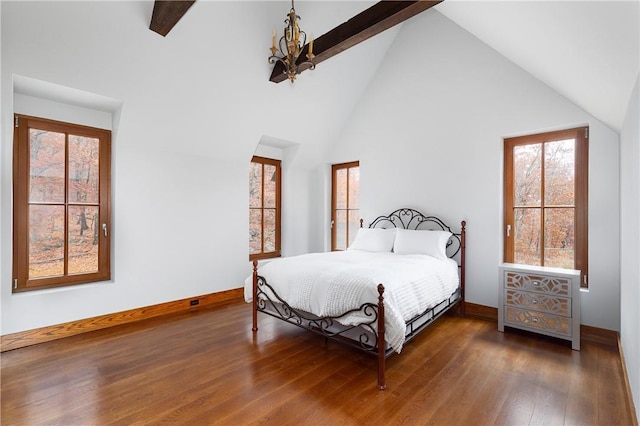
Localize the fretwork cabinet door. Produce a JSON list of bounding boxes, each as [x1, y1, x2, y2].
[[498, 263, 580, 350]]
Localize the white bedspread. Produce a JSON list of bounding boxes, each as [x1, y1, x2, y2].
[[244, 250, 459, 353]]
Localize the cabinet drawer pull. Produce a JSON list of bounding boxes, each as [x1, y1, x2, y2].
[[532, 317, 540, 323], [532, 299, 539, 304], [532, 281, 540, 287]]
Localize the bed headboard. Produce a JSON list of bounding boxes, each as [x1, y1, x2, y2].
[[366, 208, 466, 309], [366, 208, 466, 261]]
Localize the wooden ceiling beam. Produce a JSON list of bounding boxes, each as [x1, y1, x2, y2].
[[149, 0, 196, 37], [269, 0, 443, 83]]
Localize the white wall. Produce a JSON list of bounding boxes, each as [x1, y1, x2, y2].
[[620, 74, 640, 418], [0, 2, 247, 334], [325, 11, 621, 331], [1, 0, 400, 335], [0, 2, 257, 334], [14, 93, 115, 131], [0, 1, 626, 341]]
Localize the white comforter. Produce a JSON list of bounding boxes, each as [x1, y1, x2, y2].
[[245, 250, 459, 353]]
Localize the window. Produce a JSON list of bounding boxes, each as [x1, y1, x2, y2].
[[504, 127, 588, 287], [249, 156, 281, 260], [13, 114, 111, 292], [331, 161, 360, 251]]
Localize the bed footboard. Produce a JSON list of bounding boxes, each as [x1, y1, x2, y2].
[[252, 260, 388, 389], [251, 258, 463, 390]]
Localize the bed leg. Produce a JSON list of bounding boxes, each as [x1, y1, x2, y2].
[[459, 220, 466, 316], [377, 284, 386, 390], [252, 260, 258, 332]]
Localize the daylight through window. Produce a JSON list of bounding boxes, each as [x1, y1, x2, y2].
[[249, 156, 281, 260], [13, 115, 111, 292], [504, 127, 588, 287], [331, 161, 360, 251]]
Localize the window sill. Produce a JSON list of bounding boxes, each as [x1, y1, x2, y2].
[[11, 279, 114, 297]]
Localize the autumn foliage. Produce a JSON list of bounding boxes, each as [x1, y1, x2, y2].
[[513, 139, 575, 268], [28, 129, 100, 279]]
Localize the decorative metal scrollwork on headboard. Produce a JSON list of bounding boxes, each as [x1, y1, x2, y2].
[[368, 208, 463, 259]]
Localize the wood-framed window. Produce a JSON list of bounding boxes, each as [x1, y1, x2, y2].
[[331, 161, 360, 251], [249, 156, 281, 261], [13, 114, 111, 292], [504, 126, 589, 287]]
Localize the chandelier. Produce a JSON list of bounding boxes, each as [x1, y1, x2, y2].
[[269, 0, 315, 82]]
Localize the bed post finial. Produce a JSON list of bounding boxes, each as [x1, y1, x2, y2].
[[377, 283, 386, 390], [252, 260, 258, 332]]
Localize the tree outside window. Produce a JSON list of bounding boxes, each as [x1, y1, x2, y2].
[[249, 156, 281, 260], [504, 127, 588, 287], [13, 115, 111, 292], [332, 161, 359, 251]]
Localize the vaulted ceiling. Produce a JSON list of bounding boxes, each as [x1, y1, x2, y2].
[[149, 1, 638, 132], [150, 1, 443, 83], [437, 0, 639, 132]]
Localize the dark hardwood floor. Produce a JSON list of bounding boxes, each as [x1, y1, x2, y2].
[[1, 300, 634, 425]]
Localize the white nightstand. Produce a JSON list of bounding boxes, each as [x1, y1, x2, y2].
[[498, 263, 580, 350]]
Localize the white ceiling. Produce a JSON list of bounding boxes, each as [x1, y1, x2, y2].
[[13, 0, 637, 147], [268, 0, 639, 132], [435, 0, 639, 132]]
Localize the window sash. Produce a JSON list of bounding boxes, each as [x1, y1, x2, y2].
[[249, 156, 281, 261], [13, 115, 111, 292], [504, 127, 588, 287], [331, 161, 360, 251]]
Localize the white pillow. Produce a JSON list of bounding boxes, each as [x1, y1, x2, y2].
[[393, 228, 452, 259], [348, 228, 397, 252]]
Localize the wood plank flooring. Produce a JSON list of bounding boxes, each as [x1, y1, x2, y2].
[[1, 300, 634, 425]]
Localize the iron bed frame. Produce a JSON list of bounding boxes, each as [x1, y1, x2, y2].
[[251, 208, 466, 390]]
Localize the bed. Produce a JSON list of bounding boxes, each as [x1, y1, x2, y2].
[[247, 208, 466, 390]]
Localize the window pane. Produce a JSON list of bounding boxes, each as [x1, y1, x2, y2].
[[249, 157, 280, 259], [514, 208, 541, 265], [348, 209, 360, 247], [348, 167, 360, 209], [29, 129, 65, 203], [335, 210, 347, 250], [68, 205, 99, 274], [15, 116, 112, 291], [505, 128, 586, 286], [249, 209, 262, 254], [544, 208, 575, 269], [29, 204, 65, 279], [335, 169, 347, 209], [249, 162, 262, 208], [545, 139, 575, 206], [264, 165, 276, 208], [68, 135, 100, 203], [264, 208, 276, 252], [514, 144, 541, 207]]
